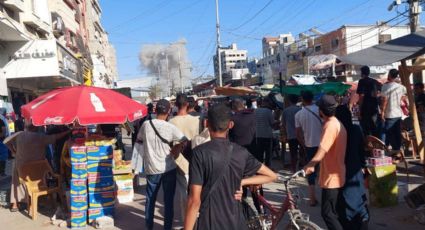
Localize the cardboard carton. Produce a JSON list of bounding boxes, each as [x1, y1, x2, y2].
[[88, 191, 116, 208], [70, 179, 87, 196], [71, 162, 87, 179], [368, 164, 398, 207], [70, 211, 87, 229], [88, 176, 115, 193]]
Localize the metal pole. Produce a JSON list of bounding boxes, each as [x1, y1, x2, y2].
[[178, 48, 183, 93], [165, 53, 171, 96], [215, 0, 223, 87]]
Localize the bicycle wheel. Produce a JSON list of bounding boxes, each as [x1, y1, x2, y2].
[[285, 219, 322, 230]]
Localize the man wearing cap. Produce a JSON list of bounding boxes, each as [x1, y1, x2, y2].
[[380, 69, 407, 151], [304, 95, 347, 230], [138, 99, 187, 230]]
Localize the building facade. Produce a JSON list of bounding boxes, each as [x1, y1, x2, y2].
[[86, 0, 117, 88], [213, 43, 249, 85], [0, 0, 116, 115], [256, 34, 295, 84], [288, 24, 411, 81]]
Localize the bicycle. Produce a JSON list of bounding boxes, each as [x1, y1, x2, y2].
[[244, 170, 322, 230]]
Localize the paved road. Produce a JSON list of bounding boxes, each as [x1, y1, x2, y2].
[[0, 134, 424, 229]]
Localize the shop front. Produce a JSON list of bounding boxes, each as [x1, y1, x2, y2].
[[3, 39, 83, 115]]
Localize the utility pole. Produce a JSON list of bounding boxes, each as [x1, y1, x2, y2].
[[409, 0, 420, 33], [165, 53, 171, 97], [409, 0, 422, 82], [178, 48, 183, 93], [215, 0, 223, 87]]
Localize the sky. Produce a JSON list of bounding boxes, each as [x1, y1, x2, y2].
[[100, 0, 424, 81]]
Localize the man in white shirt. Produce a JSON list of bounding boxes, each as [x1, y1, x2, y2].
[[169, 94, 200, 227], [295, 91, 322, 206], [381, 69, 407, 151], [139, 99, 187, 230]]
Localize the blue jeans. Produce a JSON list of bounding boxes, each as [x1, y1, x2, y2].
[[382, 117, 402, 151], [145, 169, 177, 230], [305, 147, 318, 185]]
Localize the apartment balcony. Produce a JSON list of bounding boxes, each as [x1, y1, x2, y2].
[[22, 12, 51, 34], [1, 0, 25, 12]]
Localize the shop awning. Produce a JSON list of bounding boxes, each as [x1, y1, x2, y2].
[[338, 30, 425, 66], [271, 82, 351, 96]]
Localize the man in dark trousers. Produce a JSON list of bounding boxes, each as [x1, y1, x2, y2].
[[185, 103, 277, 230], [357, 66, 382, 137]]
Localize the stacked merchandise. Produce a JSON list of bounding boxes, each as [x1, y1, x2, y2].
[[70, 146, 88, 229], [367, 149, 397, 207], [367, 149, 392, 167], [86, 140, 116, 224], [69, 137, 116, 228]]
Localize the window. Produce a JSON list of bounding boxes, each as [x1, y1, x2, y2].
[[66, 29, 78, 51], [314, 45, 322, 53], [64, 0, 76, 9], [379, 34, 392, 44], [331, 38, 339, 49]]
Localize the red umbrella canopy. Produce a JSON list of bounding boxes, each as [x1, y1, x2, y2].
[[22, 85, 147, 126]]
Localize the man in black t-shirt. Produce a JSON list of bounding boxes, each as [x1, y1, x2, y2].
[[356, 66, 382, 137], [185, 104, 277, 230]]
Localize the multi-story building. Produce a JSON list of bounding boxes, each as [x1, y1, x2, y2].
[[256, 34, 295, 84], [213, 43, 249, 85], [86, 0, 117, 88], [0, 0, 115, 115], [289, 24, 411, 81]]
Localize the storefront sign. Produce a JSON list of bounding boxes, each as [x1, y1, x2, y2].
[[12, 50, 55, 60], [58, 45, 83, 83]]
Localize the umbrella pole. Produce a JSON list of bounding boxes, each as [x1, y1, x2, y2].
[[400, 61, 424, 161]]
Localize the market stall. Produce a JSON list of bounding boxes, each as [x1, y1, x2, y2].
[[21, 85, 147, 228]]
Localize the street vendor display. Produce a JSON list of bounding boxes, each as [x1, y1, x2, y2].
[[70, 135, 116, 228], [17, 85, 147, 226]]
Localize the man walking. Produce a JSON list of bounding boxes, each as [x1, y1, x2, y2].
[[184, 104, 277, 230], [139, 99, 187, 230], [295, 91, 322, 206], [304, 95, 347, 230], [381, 69, 407, 151], [255, 98, 275, 167], [169, 94, 200, 227], [230, 97, 256, 154], [282, 94, 302, 172], [357, 66, 382, 137]]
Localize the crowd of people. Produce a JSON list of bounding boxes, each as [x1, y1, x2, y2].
[[2, 64, 418, 230]]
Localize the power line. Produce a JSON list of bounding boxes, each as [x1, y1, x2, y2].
[[230, 0, 276, 31], [108, 0, 174, 33], [113, 0, 203, 37]]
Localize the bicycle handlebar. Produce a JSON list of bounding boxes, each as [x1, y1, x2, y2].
[[277, 170, 306, 184]]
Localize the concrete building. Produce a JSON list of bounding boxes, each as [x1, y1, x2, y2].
[[0, 0, 114, 115], [296, 24, 411, 81], [86, 0, 117, 88], [256, 34, 295, 84], [213, 43, 249, 85], [115, 77, 155, 102]]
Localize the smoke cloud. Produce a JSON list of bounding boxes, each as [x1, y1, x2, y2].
[[139, 39, 191, 96]]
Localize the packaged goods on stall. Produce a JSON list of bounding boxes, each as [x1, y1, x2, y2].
[[368, 156, 393, 167], [114, 174, 134, 203], [71, 162, 87, 179], [88, 176, 115, 193], [372, 149, 385, 158], [70, 179, 87, 196], [87, 160, 113, 177], [70, 146, 87, 163], [86, 145, 113, 161], [368, 164, 398, 207], [88, 191, 116, 208], [70, 194, 88, 211], [70, 211, 87, 229], [88, 207, 115, 224]]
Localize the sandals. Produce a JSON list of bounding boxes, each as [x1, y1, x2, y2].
[[10, 207, 19, 212]]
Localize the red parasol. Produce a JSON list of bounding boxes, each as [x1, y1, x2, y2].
[[22, 85, 147, 126]]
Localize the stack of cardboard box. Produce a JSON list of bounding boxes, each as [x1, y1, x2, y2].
[[70, 146, 88, 229], [87, 145, 115, 224]]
